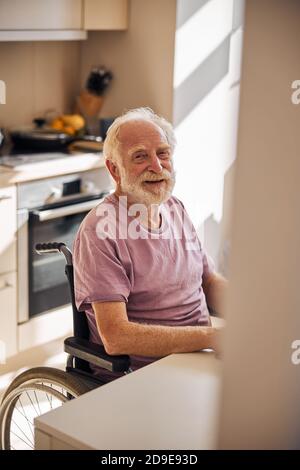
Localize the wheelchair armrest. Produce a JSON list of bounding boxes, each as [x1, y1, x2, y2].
[[64, 337, 131, 373]]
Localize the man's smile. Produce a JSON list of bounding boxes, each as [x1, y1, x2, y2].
[[142, 179, 166, 188]]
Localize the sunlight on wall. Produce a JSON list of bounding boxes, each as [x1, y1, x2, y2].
[[174, 0, 233, 88], [173, 0, 244, 269], [174, 77, 237, 224]]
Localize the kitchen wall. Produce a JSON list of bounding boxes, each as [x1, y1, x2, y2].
[[0, 0, 176, 129], [79, 0, 177, 122], [0, 41, 80, 128]]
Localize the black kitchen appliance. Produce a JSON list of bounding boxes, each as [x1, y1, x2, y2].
[[10, 128, 102, 152], [17, 168, 112, 322]]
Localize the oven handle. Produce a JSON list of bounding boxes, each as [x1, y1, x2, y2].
[[33, 197, 105, 222]]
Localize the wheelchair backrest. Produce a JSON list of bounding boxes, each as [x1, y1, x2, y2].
[[65, 264, 90, 340]]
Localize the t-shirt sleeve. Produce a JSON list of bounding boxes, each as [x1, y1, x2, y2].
[[73, 229, 131, 312]]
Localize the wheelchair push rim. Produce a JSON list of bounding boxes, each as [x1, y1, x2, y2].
[[0, 367, 89, 450]]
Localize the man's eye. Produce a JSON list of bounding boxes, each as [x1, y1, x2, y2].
[[158, 150, 170, 158], [134, 153, 147, 160]]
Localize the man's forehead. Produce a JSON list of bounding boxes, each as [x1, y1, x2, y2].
[[118, 120, 167, 145], [127, 142, 170, 155]]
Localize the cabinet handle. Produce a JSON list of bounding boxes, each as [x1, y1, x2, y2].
[[0, 196, 12, 202], [0, 282, 13, 291]]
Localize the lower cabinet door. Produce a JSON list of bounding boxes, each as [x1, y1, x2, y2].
[[0, 272, 17, 360]]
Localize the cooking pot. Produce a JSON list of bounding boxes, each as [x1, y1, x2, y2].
[[10, 128, 102, 152]]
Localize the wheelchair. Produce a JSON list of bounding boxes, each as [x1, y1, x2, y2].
[[0, 242, 131, 450]]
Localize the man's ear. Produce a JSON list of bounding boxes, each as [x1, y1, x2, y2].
[[106, 159, 120, 184]]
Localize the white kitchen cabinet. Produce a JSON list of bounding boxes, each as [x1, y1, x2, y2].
[[0, 272, 17, 358], [0, 185, 17, 359], [0, 185, 16, 275], [0, 0, 128, 41], [0, 0, 82, 30], [83, 0, 128, 30]]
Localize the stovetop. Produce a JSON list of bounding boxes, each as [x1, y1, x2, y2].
[[0, 152, 70, 168]]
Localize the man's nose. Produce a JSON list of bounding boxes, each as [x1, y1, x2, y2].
[[148, 154, 163, 173]]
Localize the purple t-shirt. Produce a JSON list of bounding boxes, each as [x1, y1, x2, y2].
[[73, 193, 215, 382]]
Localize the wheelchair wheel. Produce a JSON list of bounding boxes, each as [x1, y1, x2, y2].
[[0, 367, 90, 450]]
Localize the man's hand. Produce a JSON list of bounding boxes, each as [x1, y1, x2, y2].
[[207, 326, 223, 357]]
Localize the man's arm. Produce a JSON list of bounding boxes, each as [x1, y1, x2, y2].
[[92, 301, 221, 357], [202, 272, 228, 317]]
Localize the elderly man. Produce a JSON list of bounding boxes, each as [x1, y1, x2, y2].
[[73, 107, 227, 382]]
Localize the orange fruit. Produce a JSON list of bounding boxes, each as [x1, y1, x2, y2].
[[63, 125, 76, 135], [62, 114, 85, 131], [51, 118, 64, 131]]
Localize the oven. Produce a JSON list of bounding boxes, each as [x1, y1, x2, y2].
[[17, 168, 112, 323]]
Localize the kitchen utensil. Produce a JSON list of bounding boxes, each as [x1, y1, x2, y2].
[[75, 66, 113, 135], [86, 67, 113, 96], [68, 139, 103, 153], [10, 128, 102, 152]]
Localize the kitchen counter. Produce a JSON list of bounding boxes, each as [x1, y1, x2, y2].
[[0, 153, 106, 187], [34, 351, 222, 450]]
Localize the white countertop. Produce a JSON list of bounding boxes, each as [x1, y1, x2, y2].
[[0, 153, 106, 187], [34, 351, 222, 450]]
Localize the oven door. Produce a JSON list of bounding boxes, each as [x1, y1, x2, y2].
[[28, 196, 104, 319]]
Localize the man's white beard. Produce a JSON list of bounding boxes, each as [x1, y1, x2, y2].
[[118, 165, 176, 206]]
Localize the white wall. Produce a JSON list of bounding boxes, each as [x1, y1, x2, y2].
[[173, 0, 244, 273]]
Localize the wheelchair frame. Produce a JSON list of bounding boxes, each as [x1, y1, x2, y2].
[[0, 242, 131, 450]]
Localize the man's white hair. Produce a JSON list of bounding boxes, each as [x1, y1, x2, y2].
[[103, 107, 176, 164]]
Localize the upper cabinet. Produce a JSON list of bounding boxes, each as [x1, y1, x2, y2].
[[0, 0, 82, 30], [0, 0, 128, 41], [84, 0, 128, 31]]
